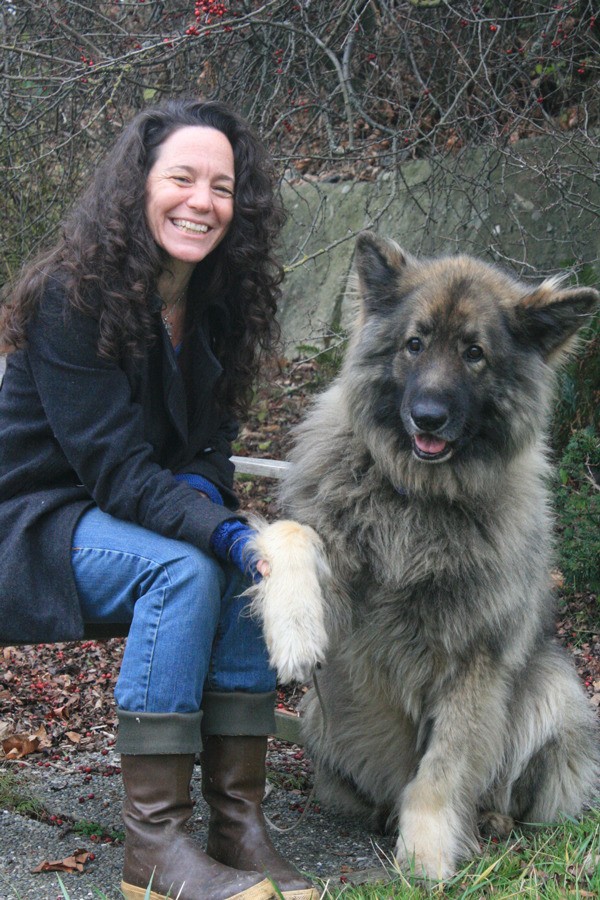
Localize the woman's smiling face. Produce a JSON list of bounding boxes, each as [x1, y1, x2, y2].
[[145, 125, 235, 278]]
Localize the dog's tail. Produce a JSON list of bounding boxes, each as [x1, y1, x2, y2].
[[245, 520, 331, 684]]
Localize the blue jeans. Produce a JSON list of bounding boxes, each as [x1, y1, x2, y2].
[[71, 507, 276, 714]]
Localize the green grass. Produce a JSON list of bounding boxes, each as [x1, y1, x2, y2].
[[0, 767, 46, 820], [55, 878, 127, 900], [316, 809, 600, 898], [71, 818, 125, 843]]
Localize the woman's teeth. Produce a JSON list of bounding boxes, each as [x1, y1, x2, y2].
[[173, 219, 209, 234]]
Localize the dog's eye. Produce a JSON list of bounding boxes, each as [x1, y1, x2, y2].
[[406, 337, 423, 354], [465, 345, 484, 362]]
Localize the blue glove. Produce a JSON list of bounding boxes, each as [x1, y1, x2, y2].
[[174, 473, 224, 506], [210, 519, 261, 582]]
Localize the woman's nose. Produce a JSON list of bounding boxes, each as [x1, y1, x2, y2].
[[188, 181, 212, 211]]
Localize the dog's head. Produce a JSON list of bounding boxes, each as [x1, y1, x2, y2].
[[343, 232, 598, 493]]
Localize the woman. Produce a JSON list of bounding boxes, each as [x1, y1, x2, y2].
[[0, 100, 317, 900]]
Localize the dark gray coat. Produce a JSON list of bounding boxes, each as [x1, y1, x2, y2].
[[0, 281, 241, 643]]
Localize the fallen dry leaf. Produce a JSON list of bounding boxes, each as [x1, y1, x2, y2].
[[32, 849, 90, 874], [2, 737, 39, 759], [2, 724, 51, 759]]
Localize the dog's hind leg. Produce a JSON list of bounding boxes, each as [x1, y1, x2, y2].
[[312, 756, 384, 822], [502, 646, 599, 823], [478, 811, 515, 838], [300, 674, 381, 823], [300, 657, 416, 828]]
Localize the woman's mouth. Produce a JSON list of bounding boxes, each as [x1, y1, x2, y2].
[[172, 219, 209, 234]]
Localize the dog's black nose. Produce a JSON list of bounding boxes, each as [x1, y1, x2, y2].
[[411, 401, 449, 433]]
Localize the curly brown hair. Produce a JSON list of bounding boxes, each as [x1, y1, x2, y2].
[[0, 99, 285, 416]]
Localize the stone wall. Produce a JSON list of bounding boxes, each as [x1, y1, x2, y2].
[[277, 138, 600, 354]]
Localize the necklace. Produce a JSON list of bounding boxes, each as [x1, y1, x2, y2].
[[161, 290, 186, 340]]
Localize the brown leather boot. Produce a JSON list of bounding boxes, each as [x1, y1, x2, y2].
[[120, 754, 275, 900], [201, 735, 319, 900]]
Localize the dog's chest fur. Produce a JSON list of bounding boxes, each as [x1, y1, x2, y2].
[[326, 489, 538, 723], [286, 435, 551, 718]]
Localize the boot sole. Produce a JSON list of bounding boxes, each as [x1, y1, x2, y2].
[[121, 876, 275, 900]]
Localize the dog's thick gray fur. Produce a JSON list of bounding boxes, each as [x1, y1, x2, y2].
[[280, 232, 600, 879]]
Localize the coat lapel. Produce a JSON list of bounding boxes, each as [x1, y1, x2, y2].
[[160, 325, 189, 445], [186, 323, 223, 443], [150, 286, 187, 446], [157, 304, 223, 451]]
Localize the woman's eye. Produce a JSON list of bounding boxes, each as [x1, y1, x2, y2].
[[214, 185, 234, 197], [465, 344, 484, 362], [406, 337, 423, 354], [172, 175, 191, 184]]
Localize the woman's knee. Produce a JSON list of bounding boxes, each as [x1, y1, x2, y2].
[[73, 513, 226, 629], [152, 544, 226, 622]]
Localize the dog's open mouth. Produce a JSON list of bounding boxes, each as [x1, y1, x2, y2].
[[412, 433, 454, 462]]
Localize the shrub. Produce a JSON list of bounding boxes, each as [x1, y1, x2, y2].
[[553, 429, 600, 596], [552, 263, 599, 455]]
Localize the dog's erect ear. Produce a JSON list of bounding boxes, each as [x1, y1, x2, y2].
[[354, 231, 412, 314], [512, 282, 599, 364]]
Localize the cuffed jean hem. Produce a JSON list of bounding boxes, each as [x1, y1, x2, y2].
[[116, 709, 203, 755], [201, 691, 276, 737]]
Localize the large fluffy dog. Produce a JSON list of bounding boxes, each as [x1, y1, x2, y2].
[[251, 232, 600, 880]]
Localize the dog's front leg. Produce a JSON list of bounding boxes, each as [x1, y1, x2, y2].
[[245, 520, 331, 683], [395, 658, 508, 880]]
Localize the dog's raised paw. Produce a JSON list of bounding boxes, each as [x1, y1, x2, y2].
[[245, 520, 331, 683]]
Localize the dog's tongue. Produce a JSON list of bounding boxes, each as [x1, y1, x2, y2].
[[415, 434, 447, 455]]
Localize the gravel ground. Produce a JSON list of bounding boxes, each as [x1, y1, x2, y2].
[[0, 745, 394, 900]]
